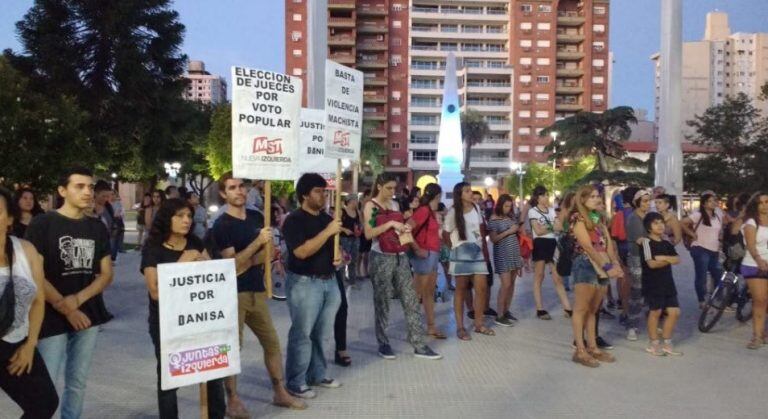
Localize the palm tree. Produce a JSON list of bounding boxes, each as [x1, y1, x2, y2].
[[540, 106, 637, 173], [460, 108, 489, 181]]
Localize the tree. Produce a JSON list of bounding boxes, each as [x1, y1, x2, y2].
[[6, 0, 189, 180], [504, 157, 596, 199], [0, 56, 90, 192], [361, 121, 387, 177], [540, 106, 637, 173], [205, 104, 233, 180], [460, 108, 489, 181]]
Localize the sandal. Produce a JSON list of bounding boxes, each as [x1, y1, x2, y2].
[[572, 349, 600, 368], [474, 326, 496, 336], [428, 330, 448, 340], [537, 310, 552, 320], [564, 309, 573, 318], [746, 336, 765, 350], [457, 328, 472, 341], [587, 347, 615, 363], [273, 397, 308, 410]]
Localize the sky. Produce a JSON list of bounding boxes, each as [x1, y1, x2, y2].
[[2, 0, 767, 119]]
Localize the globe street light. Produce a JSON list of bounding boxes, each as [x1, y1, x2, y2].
[[484, 176, 494, 188], [164, 162, 182, 179]]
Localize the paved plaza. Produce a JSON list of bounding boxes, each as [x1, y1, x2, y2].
[[1, 243, 766, 419]]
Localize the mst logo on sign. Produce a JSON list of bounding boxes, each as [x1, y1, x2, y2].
[[332, 130, 350, 147], [252, 136, 284, 155]]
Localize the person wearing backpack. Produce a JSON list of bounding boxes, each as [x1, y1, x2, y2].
[[740, 192, 768, 349], [363, 174, 442, 361], [681, 193, 725, 309], [407, 183, 445, 340]]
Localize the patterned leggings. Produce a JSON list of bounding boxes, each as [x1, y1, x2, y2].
[[369, 252, 427, 350]]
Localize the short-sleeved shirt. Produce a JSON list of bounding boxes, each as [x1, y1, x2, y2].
[[528, 206, 557, 239], [410, 206, 440, 252], [283, 209, 335, 276], [140, 236, 204, 323], [625, 211, 646, 257], [689, 211, 722, 252], [341, 209, 359, 238], [444, 206, 483, 248], [568, 212, 608, 256], [212, 209, 265, 293], [640, 237, 678, 298], [741, 219, 768, 268], [25, 211, 112, 338]]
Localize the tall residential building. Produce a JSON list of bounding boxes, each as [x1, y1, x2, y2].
[[284, 0, 610, 186], [652, 12, 768, 141], [182, 60, 227, 105]]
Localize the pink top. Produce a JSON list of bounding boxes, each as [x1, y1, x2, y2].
[[689, 211, 722, 252]]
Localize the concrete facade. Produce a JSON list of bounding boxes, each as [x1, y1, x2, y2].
[[182, 60, 227, 105]]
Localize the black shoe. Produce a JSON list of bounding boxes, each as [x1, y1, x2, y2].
[[600, 308, 615, 320], [467, 310, 475, 320], [484, 308, 498, 317], [504, 311, 518, 322], [607, 301, 617, 310], [596, 336, 614, 350], [448, 284, 456, 291], [536, 310, 552, 320], [334, 351, 352, 367]]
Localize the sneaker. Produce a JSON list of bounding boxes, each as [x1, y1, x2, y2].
[[645, 341, 665, 356], [311, 378, 342, 388], [494, 316, 514, 327], [626, 328, 638, 341], [536, 310, 552, 320], [596, 336, 614, 350], [484, 308, 498, 317], [414, 346, 443, 360], [378, 344, 397, 360], [662, 341, 683, 356], [503, 311, 518, 322], [467, 310, 475, 320], [287, 386, 317, 399]]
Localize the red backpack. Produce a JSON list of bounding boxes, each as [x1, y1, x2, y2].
[[371, 200, 410, 254], [610, 210, 626, 241]]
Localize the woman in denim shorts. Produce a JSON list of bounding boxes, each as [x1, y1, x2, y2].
[[740, 192, 768, 349], [568, 185, 623, 368], [444, 182, 494, 340]]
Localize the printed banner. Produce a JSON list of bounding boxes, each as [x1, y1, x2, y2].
[[324, 60, 363, 161], [158, 259, 240, 390], [299, 108, 336, 188], [231, 66, 302, 180]]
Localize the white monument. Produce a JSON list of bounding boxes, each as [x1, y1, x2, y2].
[[436, 53, 464, 205]]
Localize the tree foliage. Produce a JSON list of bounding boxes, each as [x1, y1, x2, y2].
[[361, 121, 387, 177], [205, 104, 232, 180], [460, 108, 489, 180], [504, 156, 596, 198]]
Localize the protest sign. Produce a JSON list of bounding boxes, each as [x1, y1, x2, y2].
[[158, 259, 240, 390], [299, 108, 336, 188], [231, 66, 302, 180], [324, 60, 363, 161]]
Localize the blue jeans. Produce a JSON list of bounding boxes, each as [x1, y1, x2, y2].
[[285, 272, 341, 391], [38, 326, 100, 419], [690, 246, 723, 303]]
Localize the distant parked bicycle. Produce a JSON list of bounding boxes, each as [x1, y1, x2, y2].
[[698, 271, 752, 332]]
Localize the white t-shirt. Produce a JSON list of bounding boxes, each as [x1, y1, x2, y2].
[[741, 218, 768, 268], [528, 206, 557, 239], [689, 211, 722, 253], [444, 206, 483, 248]]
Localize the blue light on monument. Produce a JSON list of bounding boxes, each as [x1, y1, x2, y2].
[[437, 52, 464, 205]]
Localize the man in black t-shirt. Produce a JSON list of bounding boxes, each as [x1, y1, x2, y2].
[[25, 167, 113, 419], [282, 173, 343, 399], [211, 173, 304, 413]]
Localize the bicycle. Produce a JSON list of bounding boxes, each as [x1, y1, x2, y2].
[[698, 271, 752, 332]]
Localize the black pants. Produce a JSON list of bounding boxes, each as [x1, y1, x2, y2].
[[0, 339, 58, 419], [149, 319, 226, 419], [334, 270, 348, 352]]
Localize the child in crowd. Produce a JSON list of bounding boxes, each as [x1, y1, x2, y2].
[[639, 212, 683, 357]]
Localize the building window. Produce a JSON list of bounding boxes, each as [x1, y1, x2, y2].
[[518, 145, 531, 152], [594, 6, 606, 15], [520, 4, 533, 13], [592, 59, 605, 67], [536, 75, 549, 84], [520, 39, 532, 48], [291, 31, 302, 41], [537, 22, 551, 30], [536, 128, 544, 136], [592, 76, 605, 84], [393, 20, 402, 28], [535, 145, 545, 153], [535, 110, 549, 118], [538, 4, 552, 12], [413, 151, 437, 161], [537, 40, 551, 48], [392, 91, 401, 100], [520, 22, 533, 30], [392, 38, 402, 46], [292, 49, 302, 57], [593, 24, 606, 33], [292, 13, 302, 21], [391, 54, 402, 64], [592, 94, 605, 101], [391, 142, 401, 149], [535, 93, 549, 101], [519, 93, 532, 100], [536, 57, 550, 65], [292, 68, 303, 76], [519, 110, 531, 118], [392, 3, 404, 12], [520, 57, 532, 65], [593, 41, 605, 51], [518, 127, 531, 135], [391, 124, 401, 133], [391, 107, 401, 116], [519, 74, 532, 83]]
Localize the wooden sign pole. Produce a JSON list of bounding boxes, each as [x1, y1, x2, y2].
[[264, 180, 273, 298], [199, 382, 209, 419], [333, 160, 342, 261]]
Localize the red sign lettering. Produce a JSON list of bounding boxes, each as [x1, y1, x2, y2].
[[252, 136, 284, 155]]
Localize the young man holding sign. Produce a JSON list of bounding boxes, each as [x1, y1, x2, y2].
[[211, 173, 305, 414], [282, 173, 343, 399]]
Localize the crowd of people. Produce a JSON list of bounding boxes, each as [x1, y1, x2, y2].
[[1, 167, 767, 418]]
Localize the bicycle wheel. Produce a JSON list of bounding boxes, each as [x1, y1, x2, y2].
[[698, 284, 731, 333], [736, 290, 753, 323]]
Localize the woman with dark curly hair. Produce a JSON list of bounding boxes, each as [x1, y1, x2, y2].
[[140, 198, 226, 418], [12, 188, 45, 238]]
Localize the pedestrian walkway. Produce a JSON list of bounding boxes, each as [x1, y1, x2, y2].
[[1, 250, 765, 418]]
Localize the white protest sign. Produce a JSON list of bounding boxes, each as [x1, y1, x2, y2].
[[231, 66, 302, 180], [324, 60, 363, 161], [158, 259, 240, 390], [299, 108, 336, 186]]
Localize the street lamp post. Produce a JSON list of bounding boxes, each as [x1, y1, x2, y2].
[[510, 161, 525, 204], [164, 162, 182, 184], [550, 131, 559, 192]]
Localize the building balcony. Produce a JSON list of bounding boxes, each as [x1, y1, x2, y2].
[[357, 41, 388, 51], [329, 35, 355, 46], [468, 157, 512, 168], [410, 8, 509, 23], [556, 50, 585, 60], [358, 22, 388, 34], [330, 52, 356, 65], [364, 77, 388, 86], [363, 94, 387, 103], [328, 1, 355, 10], [408, 141, 438, 151], [466, 84, 513, 94], [357, 59, 388, 69], [329, 17, 355, 28], [466, 101, 513, 113], [556, 68, 584, 77], [466, 64, 514, 75], [411, 67, 445, 77], [556, 84, 584, 94], [408, 158, 439, 171], [356, 5, 387, 16], [474, 138, 512, 149], [409, 84, 443, 95], [555, 102, 584, 112], [411, 28, 508, 41], [366, 128, 387, 138], [556, 33, 585, 44], [487, 123, 512, 131], [557, 11, 586, 26], [409, 102, 442, 113]]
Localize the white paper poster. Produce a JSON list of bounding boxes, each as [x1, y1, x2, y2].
[[231, 66, 302, 180], [324, 60, 363, 161], [299, 108, 336, 186], [158, 259, 240, 390]]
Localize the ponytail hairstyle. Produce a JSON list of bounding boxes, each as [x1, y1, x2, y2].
[[419, 183, 442, 207], [452, 182, 471, 241], [372, 173, 398, 200]]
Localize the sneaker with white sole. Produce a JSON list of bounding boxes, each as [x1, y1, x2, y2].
[[662, 340, 683, 356], [311, 378, 342, 388], [414, 346, 443, 360], [645, 340, 665, 356], [287, 386, 317, 399], [378, 344, 397, 360], [494, 316, 514, 327], [626, 328, 638, 341]]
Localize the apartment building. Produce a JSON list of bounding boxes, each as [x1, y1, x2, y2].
[[182, 60, 227, 105]]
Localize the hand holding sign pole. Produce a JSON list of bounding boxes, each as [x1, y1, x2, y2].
[[324, 60, 363, 261], [231, 66, 302, 298]]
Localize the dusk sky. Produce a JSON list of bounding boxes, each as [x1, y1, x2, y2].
[[2, 0, 767, 119]]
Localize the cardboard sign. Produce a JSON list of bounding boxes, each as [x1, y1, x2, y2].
[[324, 60, 363, 161], [231, 66, 302, 180], [298, 108, 336, 187], [158, 259, 240, 390]]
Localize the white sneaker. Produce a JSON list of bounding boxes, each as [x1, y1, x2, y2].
[[626, 328, 638, 341], [312, 378, 342, 388]]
